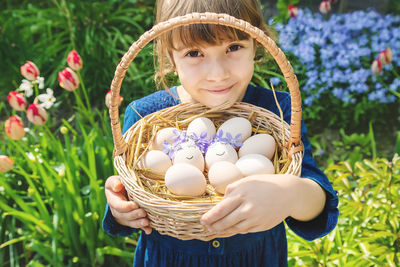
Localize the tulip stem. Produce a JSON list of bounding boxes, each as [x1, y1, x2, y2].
[[34, 83, 39, 99], [377, 75, 400, 99], [391, 66, 400, 80], [77, 71, 91, 112]]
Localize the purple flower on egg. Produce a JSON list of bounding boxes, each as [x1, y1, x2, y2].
[[188, 131, 212, 154], [224, 132, 243, 148], [162, 141, 176, 158]]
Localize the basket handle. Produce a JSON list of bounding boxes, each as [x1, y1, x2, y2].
[[110, 12, 302, 156]]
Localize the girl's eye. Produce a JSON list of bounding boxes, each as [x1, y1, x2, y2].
[[185, 50, 203, 57], [227, 44, 243, 53]]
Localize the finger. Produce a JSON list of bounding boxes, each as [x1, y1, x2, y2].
[[125, 217, 151, 229], [106, 189, 139, 213], [105, 175, 125, 192], [200, 194, 242, 226], [224, 176, 250, 195], [141, 226, 153, 235]]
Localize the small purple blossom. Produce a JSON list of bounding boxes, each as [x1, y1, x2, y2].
[[171, 129, 187, 146], [162, 141, 177, 158], [224, 132, 243, 148], [188, 131, 212, 153]]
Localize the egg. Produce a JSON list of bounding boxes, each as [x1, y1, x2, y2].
[[187, 117, 216, 140], [139, 150, 172, 177], [173, 142, 205, 171], [217, 117, 252, 143], [235, 154, 275, 176], [208, 161, 243, 194], [165, 163, 207, 196], [238, 134, 276, 160], [205, 142, 238, 169], [150, 127, 177, 150]]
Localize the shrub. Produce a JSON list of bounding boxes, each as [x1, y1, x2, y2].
[[288, 154, 400, 266]]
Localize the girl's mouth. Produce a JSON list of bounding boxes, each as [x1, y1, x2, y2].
[[208, 85, 233, 94]]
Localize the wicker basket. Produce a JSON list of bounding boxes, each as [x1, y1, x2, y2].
[[109, 12, 304, 241]]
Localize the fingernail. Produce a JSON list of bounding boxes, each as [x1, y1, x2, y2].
[[141, 221, 148, 227], [200, 220, 205, 226]]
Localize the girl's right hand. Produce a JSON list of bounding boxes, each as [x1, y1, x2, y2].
[[105, 175, 152, 234]]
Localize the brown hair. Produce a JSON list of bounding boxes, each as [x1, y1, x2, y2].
[[154, 0, 276, 89]]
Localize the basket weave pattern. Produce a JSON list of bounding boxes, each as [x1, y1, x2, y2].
[[110, 12, 303, 241]]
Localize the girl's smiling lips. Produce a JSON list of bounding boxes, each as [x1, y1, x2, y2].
[[206, 85, 234, 94]]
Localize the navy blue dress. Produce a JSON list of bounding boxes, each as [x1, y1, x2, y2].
[[103, 84, 339, 266]]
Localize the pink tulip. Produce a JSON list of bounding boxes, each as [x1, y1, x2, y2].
[[105, 90, 123, 109], [371, 58, 383, 75], [378, 47, 393, 65], [0, 155, 13, 173], [288, 5, 299, 18], [27, 104, 48, 125], [58, 67, 80, 92], [5, 115, 26, 140], [7, 91, 27, 111], [67, 50, 83, 71], [20, 61, 40, 81], [319, 1, 331, 14]]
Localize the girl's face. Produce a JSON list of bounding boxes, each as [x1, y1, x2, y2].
[[171, 38, 255, 108]]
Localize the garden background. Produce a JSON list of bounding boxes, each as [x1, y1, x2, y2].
[[0, 0, 399, 266]]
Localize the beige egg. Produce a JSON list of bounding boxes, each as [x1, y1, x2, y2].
[[205, 142, 238, 169], [235, 154, 275, 176], [187, 117, 216, 140], [165, 163, 207, 196], [238, 134, 276, 160], [208, 161, 243, 194], [150, 127, 177, 150], [139, 150, 172, 176], [217, 117, 252, 143], [173, 142, 205, 171]]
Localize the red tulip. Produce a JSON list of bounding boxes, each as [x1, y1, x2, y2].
[[67, 50, 83, 71], [27, 104, 48, 125], [105, 90, 123, 109], [371, 58, 383, 75], [7, 91, 27, 111], [0, 155, 13, 173], [20, 61, 40, 81], [319, 1, 331, 14], [288, 5, 299, 18], [378, 47, 393, 65], [58, 67, 80, 92], [5, 115, 26, 140]]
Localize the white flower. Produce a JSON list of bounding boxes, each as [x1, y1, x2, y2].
[[26, 152, 43, 163], [34, 76, 45, 89], [18, 79, 33, 97], [38, 88, 56, 109]]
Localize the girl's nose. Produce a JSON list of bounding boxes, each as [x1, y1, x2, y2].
[[206, 58, 229, 82]]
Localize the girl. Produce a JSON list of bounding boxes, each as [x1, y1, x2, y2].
[[103, 0, 339, 266]]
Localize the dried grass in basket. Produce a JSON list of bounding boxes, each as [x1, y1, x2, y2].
[[109, 12, 304, 241]]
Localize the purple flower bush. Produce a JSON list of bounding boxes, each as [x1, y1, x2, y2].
[[270, 8, 400, 105]]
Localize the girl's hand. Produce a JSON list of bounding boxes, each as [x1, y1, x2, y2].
[[105, 175, 152, 234], [200, 174, 298, 237]]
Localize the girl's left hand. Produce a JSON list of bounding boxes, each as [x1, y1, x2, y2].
[[200, 174, 297, 236]]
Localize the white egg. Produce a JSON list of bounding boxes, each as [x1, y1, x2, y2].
[[187, 117, 216, 140], [235, 154, 275, 176], [217, 117, 252, 143], [150, 127, 177, 150], [165, 163, 207, 196], [173, 142, 205, 171], [238, 134, 276, 160], [139, 150, 172, 176], [208, 161, 243, 194], [205, 142, 238, 169]]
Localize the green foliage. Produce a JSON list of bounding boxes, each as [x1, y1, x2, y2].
[[275, 0, 300, 23], [0, 110, 137, 266], [0, 0, 156, 113], [288, 154, 400, 266]]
